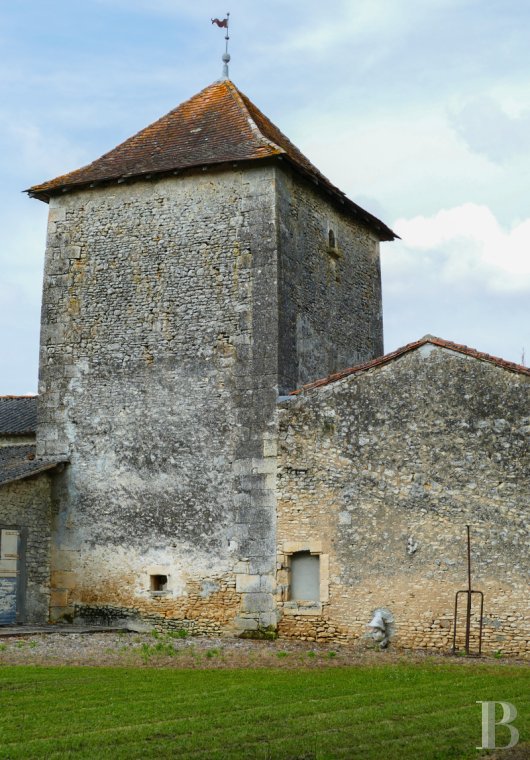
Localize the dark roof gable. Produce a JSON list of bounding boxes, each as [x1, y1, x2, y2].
[[26, 80, 395, 241], [0, 396, 37, 435]]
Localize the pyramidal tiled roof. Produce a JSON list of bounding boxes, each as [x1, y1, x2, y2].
[[27, 80, 395, 241]]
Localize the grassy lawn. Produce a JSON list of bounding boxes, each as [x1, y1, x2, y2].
[[0, 663, 527, 759]]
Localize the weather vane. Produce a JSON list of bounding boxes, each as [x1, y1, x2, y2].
[[211, 13, 230, 79]]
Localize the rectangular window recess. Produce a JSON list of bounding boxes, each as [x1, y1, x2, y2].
[[290, 551, 320, 603], [150, 574, 168, 592]]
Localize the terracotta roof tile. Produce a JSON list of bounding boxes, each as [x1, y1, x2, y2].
[[290, 336, 530, 395], [26, 80, 395, 241]]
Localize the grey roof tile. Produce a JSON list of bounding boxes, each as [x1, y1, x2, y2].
[[0, 445, 67, 486], [0, 396, 37, 435]]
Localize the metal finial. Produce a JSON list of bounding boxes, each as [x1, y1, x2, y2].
[[211, 12, 230, 79]]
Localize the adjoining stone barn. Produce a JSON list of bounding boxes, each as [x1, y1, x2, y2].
[[0, 78, 528, 655], [277, 337, 528, 656]]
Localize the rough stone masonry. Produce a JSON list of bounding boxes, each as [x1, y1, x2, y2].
[[36, 159, 383, 633], [277, 342, 529, 656], [1, 78, 524, 655]]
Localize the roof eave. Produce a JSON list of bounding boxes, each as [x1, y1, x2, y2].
[[0, 459, 68, 488], [27, 154, 397, 240], [25, 154, 281, 203], [26, 190, 50, 203], [275, 154, 396, 241]]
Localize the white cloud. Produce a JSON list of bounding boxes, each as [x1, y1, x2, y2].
[[292, 107, 500, 219], [449, 96, 530, 162], [380, 269, 529, 368], [0, 203, 45, 394], [392, 203, 530, 292], [380, 203, 530, 366], [272, 0, 458, 57], [93, 0, 204, 18], [0, 116, 89, 183]]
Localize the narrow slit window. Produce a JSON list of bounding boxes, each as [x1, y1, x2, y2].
[[150, 574, 168, 592], [328, 229, 336, 248], [290, 551, 320, 602]]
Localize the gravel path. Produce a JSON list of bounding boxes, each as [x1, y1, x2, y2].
[[0, 630, 526, 669]]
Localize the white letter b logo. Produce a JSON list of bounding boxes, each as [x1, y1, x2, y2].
[[477, 701, 519, 749]]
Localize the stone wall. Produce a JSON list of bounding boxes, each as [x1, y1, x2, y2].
[[0, 474, 53, 622], [276, 167, 383, 394], [73, 572, 241, 635], [277, 345, 529, 656], [38, 167, 279, 632]]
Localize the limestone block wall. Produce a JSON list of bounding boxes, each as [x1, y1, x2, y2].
[[38, 167, 279, 632], [0, 474, 53, 623], [276, 167, 383, 393], [277, 345, 529, 656]]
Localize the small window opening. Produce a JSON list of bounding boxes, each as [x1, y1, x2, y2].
[[328, 229, 336, 248], [150, 574, 168, 592], [290, 551, 320, 602]]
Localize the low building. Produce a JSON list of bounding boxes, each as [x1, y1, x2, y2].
[[0, 396, 65, 623], [277, 337, 529, 656]]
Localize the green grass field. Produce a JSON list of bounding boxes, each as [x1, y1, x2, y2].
[[0, 663, 527, 759]]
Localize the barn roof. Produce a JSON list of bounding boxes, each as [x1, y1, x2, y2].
[[0, 396, 37, 435], [26, 80, 395, 241], [0, 445, 67, 487], [290, 336, 530, 395]]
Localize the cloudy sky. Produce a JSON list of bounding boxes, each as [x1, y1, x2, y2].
[[1, 0, 529, 393]]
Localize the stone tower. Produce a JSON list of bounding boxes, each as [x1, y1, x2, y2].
[[28, 80, 394, 631]]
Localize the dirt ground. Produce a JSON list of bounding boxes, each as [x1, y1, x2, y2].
[[0, 630, 527, 670]]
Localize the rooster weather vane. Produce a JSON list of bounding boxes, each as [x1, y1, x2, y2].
[[211, 13, 231, 79]]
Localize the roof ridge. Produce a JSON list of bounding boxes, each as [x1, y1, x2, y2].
[[290, 336, 530, 395], [224, 81, 285, 156], [236, 87, 337, 189], [0, 395, 37, 399]]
